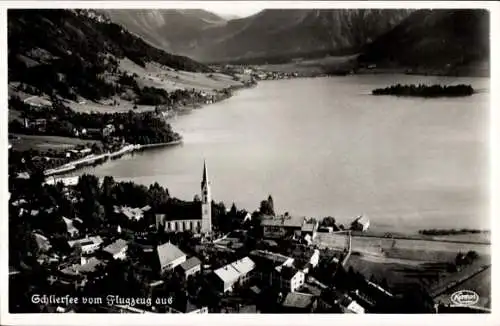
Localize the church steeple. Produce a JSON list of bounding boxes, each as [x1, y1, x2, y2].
[[201, 160, 212, 234], [201, 159, 208, 188]]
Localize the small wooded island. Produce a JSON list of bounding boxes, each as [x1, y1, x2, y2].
[[372, 84, 474, 97]]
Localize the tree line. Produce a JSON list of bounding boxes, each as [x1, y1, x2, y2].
[[372, 84, 474, 97]]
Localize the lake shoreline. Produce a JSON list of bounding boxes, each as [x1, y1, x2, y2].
[[64, 76, 489, 235]]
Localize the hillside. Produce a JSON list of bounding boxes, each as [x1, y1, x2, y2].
[[100, 9, 227, 55], [8, 9, 213, 102], [357, 9, 490, 75], [102, 9, 413, 63]]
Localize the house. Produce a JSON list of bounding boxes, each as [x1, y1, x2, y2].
[[275, 265, 305, 293], [45, 176, 79, 187], [68, 236, 103, 254], [301, 220, 319, 240], [351, 215, 370, 232], [11, 198, 27, 207], [63, 217, 80, 238], [85, 128, 102, 138], [103, 239, 128, 260], [179, 256, 202, 279], [60, 257, 104, 279], [213, 257, 255, 293], [157, 242, 186, 274], [281, 292, 318, 313], [286, 245, 320, 274], [261, 214, 306, 239], [249, 250, 304, 292], [340, 294, 365, 314], [102, 124, 115, 138], [116, 205, 151, 222], [34, 233, 52, 252]]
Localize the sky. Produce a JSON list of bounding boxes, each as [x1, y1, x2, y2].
[[197, 3, 266, 18]]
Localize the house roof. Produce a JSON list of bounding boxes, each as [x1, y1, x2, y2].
[[214, 264, 240, 284], [180, 256, 201, 271], [261, 215, 305, 228], [282, 292, 316, 309], [103, 239, 128, 255], [301, 222, 317, 232], [231, 257, 255, 275], [157, 242, 186, 267], [214, 257, 255, 284], [249, 250, 292, 267], [68, 236, 103, 248], [61, 257, 103, 276], [278, 265, 301, 280], [63, 217, 73, 227]]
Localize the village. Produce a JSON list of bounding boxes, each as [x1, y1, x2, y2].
[[9, 158, 404, 314], [11, 157, 487, 315]]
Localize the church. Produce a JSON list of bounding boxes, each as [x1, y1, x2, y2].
[[155, 161, 212, 234]]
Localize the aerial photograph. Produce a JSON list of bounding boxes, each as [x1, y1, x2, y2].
[[6, 4, 491, 315]]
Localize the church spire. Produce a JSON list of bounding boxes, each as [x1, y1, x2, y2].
[[201, 159, 208, 188]]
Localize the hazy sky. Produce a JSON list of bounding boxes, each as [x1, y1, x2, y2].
[[201, 4, 266, 18]]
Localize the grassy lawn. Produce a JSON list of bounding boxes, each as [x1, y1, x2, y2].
[[9, 134, 100, 152]]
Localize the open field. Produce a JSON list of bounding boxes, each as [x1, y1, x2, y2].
[[347, 252, 490, 296], [119, 58, 250, 92], [314, 233, 491, 256], [9, 134, 99, 152]]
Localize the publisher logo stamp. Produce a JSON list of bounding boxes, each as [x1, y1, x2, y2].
[[450, 290, 479, 306]]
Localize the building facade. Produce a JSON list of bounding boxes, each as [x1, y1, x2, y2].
[[155, 161, 212, 234]]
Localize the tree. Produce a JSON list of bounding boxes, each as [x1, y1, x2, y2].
[[259, 195, 275, 216], [267, 195, 275, 215], [321, 216, 337, 228]]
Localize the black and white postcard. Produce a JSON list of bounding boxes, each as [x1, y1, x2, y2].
[[1, 1, 498, 325]]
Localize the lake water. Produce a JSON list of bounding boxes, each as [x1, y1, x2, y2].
[[73, 75, 490, 232]]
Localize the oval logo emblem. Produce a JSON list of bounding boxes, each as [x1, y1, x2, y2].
[[450, 290, 479, 306]]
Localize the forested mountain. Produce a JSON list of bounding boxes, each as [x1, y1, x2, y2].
[[8, 9, 212, 101], [357, 9, 490, 75]]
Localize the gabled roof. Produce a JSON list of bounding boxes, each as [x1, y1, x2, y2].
[[261, 215, 305, 228], [214, 257, 255, 284], [157, 242, 186, 267], [180, 256, 201, 271], [61, 257, 103, 276], [282, 292, 316, 309], [68, 236, 103, 248], [103, 239, 128, 255], [249, 250, 292, 267], [231, 257, 255, 275], [214, 264, 240, 284]]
